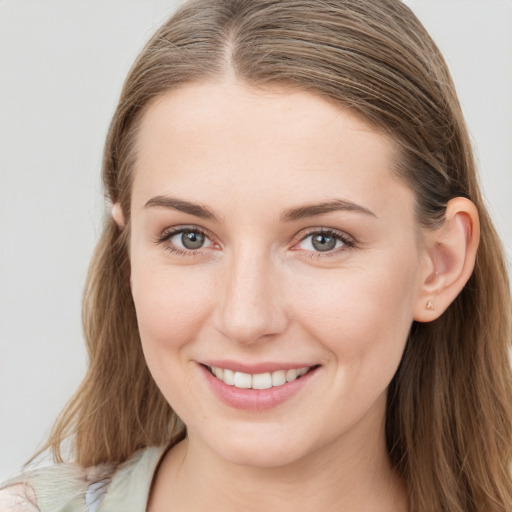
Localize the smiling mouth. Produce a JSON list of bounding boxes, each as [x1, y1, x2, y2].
[[204, 365, 317, 390]]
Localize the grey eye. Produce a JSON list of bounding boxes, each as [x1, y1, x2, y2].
[[180, 230, 205, 249], [311, 233, 338, 252]]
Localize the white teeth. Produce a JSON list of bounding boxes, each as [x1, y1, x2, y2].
[[209, 365, 312, 389], [271, 370, 286, 387], [212, 367, 224, 379], [223, 369, 235, 385], [252, 373, 272, 390], [233, 372, 252, 389], [285, 369, 298, 382]]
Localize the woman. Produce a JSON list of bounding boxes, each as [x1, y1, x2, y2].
[[1, 0, 511, 510]]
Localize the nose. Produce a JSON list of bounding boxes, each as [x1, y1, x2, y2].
[[215, 248, 289, 345]]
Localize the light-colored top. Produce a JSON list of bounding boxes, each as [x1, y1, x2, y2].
[[0, 446, 167, 512]]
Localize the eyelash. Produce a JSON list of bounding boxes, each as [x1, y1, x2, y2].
[[155, 226, 356, 258], [156, 225, 213, 257], [293, 228, 356, 260]]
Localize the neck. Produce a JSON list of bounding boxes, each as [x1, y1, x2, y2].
[[148, 404, 408, 511]]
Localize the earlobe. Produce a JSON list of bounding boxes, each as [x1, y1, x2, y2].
[[111, 202, 126, 229], [414, 197, 480, 322]]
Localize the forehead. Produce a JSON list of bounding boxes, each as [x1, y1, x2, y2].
[[131, 80, 412, 221]]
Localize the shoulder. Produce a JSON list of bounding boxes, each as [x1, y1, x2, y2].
[[0, 461, 112, 512], [0, 446, 166, 512], [0, 483, 38, 512]]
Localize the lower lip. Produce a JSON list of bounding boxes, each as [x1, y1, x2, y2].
[[200, 365, 318, 411]]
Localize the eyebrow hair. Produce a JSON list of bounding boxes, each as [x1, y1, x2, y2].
[[144, 195, 376, 223], [280, 199, 377, 222], [144, 195, 219, 220]]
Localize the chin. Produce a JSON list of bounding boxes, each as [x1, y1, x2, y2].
[[219, 441, 306, 468], [194, 423, 320, 469]]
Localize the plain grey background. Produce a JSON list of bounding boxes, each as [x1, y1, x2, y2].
[[1, 0, 511, 480]]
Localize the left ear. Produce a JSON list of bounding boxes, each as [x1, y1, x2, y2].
[[414, 197, 480, 322]]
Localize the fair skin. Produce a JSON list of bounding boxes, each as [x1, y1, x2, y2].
[[113, 80, 479, 512]]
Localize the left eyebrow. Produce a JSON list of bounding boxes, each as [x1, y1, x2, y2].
[[280, 199, 377, 222]]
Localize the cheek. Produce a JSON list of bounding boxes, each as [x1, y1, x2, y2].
[[130, 259, 214, 352], [291, 256, 417, 372]]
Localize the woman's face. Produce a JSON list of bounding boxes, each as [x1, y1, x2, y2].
[[128, 81, 429, 468]]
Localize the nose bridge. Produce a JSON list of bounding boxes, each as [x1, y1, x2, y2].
[[217, 244, 287, 344]]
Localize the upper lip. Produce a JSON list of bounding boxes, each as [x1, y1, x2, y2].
[[201, 360, 318, 374]]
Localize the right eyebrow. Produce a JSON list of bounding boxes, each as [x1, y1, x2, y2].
[[144, 195, 220, 221]]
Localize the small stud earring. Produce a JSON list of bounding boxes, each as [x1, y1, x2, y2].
[[426, 300, 435, 311]]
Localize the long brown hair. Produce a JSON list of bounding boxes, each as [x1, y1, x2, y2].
[[41, 1, 512, 510]]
